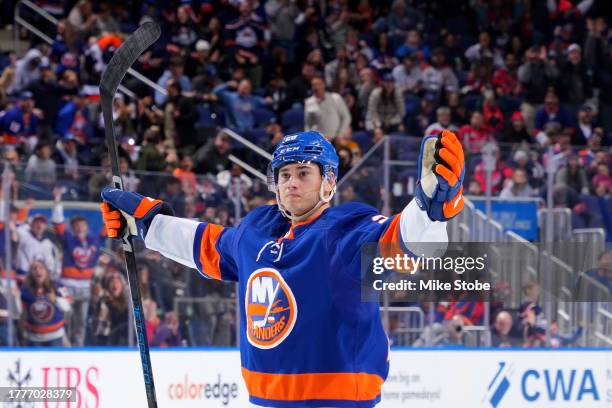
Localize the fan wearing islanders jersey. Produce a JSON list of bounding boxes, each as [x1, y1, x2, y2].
[[51, 187, 103, 346], [100, 129, 465, 407]]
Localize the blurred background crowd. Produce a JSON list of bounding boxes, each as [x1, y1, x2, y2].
[[0, 0, 610, 348]]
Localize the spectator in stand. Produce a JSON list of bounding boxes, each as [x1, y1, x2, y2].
[[438, 315, 465, 347], [554, 38, 593, 111], [500, 168, 536, 198], [425, 106, 459, 135], [159, 177, 187, 218], [169, 5, 199, 49], [533, 91, 572, 145], [6, 48, 47, 95], [473, 144, 513, 194], [155, 56, 192, 107], [500, 111, 531, 144], [25, 141, 57, 190], [95, 272, 129, 346], [491, 311, 519, 347], [214, 78, 272, 134], [324, 46, 356, 91], [465, 31, 504, 69], [136, 126, 167, 173], [556, 155, 590, 195], [51, 187, 102, 346], [482, 90, 505, 134], [511, 149, 544, 190], [519, 282, 547, 347], [15, 213, 59, 281], [355, 68, 376, 114], [365, 73, 405, 133], [421, 47, 459, 98], [224, 0, 268, 88], [265, 0, 301, 61], [26, 60, 77, 140], [444, 294, 484, 326], [0, 91, 41, 148], [172, 153, 197, 193], [20, 261, 70, 347], [282, 62, 316, 110], [492, 53, 522, 97], [153, 311, 183, 347], [66, 0, 100, 44], [54, 91, 93, 146], [53, 135, 81, 183], [143, 298, 160, 346], [163, 78, 197, 150], [572, 104, 599, 146], [193, 131, 231, 175], [458, 111, 494, 154], [396, 29, 430, 63], [549, 320, 583, 348], [304, 76, 351, 140], [185, 40, 217, 81], [518, 45, 558, 133], [392, 53, 422, 94]]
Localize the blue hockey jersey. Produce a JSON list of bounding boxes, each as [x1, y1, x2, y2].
[[145, 200, 446, 407]]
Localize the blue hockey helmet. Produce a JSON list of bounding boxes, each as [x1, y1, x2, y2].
[[268, 131, 339, 190]]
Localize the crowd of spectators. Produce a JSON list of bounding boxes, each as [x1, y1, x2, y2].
[[0, 0, 611, 347]]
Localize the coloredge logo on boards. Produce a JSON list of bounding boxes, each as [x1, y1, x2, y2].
[[167, 373, 239, 405], [485, 361, 602, 407]]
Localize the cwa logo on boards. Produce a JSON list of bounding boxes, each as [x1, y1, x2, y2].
[[167, 374, 239, 405], [484, 360, 602, 407]]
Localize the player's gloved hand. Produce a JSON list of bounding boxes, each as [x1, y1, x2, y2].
[[415, 129, 465, 222], [100, 187, 174, 241]]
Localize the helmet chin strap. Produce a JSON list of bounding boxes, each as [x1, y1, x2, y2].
[[276, 178, 336, 222]]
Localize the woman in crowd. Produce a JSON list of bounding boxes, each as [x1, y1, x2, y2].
[[94, 272, 129, 345], [20, 260, 70, 346]]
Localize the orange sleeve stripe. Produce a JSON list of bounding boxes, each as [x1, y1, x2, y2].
[[241, 368, 384, 401], [199, 224, 225, 280], [133, 198, 162, 218], [378, 214, 417, 273], [379, 214, 400, 244]]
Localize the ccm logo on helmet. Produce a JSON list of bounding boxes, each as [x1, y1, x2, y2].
[[245, 268, 297, 349], [279, 146, 300, 154]]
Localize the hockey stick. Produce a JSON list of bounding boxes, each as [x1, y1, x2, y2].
[[99, 21, 161, 408]]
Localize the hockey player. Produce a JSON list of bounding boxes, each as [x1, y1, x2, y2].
[[100, 129, 464, 407]]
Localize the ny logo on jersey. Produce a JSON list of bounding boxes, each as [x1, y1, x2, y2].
[[245, 268, 297, 349]]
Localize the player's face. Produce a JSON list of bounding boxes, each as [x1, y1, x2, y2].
[[277, 163, 331, 217]]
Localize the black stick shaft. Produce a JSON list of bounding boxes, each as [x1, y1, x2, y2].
[[100, 22, 161, 408]]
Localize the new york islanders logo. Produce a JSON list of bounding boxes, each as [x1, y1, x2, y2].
[[245, 268, 297, 349], [30, 299, 54, 323]]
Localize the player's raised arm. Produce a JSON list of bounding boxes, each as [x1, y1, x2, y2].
[[100, 188, 237, 281]]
